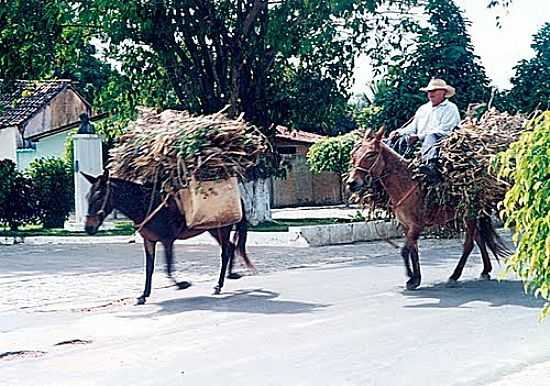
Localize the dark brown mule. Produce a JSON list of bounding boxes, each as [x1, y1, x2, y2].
[[346, 128, 509, 290], [83, 170, 255, 304]]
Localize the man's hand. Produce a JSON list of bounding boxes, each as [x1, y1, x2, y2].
[[407, 134, 419, 145], [389, 131, 400, 141]]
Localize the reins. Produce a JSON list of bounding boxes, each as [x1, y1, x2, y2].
[[134, 194, 171, 233], [95, 180, 112, 222]]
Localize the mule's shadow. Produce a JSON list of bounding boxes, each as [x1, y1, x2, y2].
[[403, 279, 544, 309], [133, 288, 329, 317]]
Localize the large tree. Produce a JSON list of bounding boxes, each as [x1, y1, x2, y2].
[[368, 0, 491, 130], [506, 22, 550, 113], [77, 0, 423, 134]]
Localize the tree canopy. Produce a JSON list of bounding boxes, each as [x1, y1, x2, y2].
[[506, 22, 550, 113], [366, 0, 491, 130]]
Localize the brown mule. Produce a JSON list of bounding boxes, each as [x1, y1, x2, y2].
[[346, 128, 509, 290]]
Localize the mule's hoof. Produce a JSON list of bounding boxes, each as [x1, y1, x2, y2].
[[446, 278, 459, 287], [227, 272, 242, 280], [136, 297, 146, 305], [406, 277, 421, 290], [213, 286, 221, 295], [480, 273, 491, 281], [175, 281, 192, 290]]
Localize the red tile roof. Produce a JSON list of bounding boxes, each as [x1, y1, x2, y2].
[[0, 80, 89, 129], [275, 125, 325, 144]]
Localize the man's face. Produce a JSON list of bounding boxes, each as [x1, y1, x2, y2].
[[427, 89, 446, 106]]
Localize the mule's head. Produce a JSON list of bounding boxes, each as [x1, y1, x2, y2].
[[346, 127, 386, 193], [83, 170, 113, 235]]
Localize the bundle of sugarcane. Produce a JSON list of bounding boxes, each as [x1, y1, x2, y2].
[[107, 108, 272, 192], [409, 108, 527, 225], [349, 179, 393, 220]]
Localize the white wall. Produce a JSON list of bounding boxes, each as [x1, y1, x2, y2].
[[16, 131, 70, 171], [0, 127, 18, 162]]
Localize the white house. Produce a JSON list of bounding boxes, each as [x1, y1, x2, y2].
[[0, 80, 91, 170]]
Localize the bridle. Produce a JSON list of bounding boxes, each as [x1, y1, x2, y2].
[[88, 180, 112, 223], [351, 147, 385, 178], [350, 145, 416, 210]]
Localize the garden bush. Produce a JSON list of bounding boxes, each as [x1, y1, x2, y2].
[[0, 159, 37, 231], [27, 157, 73, 228]]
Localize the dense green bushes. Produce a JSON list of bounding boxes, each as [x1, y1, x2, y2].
[[0, 160, 37, 231], [0, 157, 73, 231], [27, 157, 73, 228], [498, 112, 550, 316]]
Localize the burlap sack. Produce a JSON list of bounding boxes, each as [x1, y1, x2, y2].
[[176, 177, 243, 229]]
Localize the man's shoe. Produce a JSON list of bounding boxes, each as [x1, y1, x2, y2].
[[419, 162, 442, 184]]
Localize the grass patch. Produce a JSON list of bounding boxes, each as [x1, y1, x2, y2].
[[1, 218, 359, 237], [250, 218, 357, 232], [0, 222, 135, 237]]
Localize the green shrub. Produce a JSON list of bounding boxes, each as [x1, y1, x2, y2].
[[27, 157, 73, 228], [0, 159, 37, 231], [497, 111, 550, 316], [306, 132, 359, 176]]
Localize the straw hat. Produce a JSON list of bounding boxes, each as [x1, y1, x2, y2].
[[420, 78, 455, 98]]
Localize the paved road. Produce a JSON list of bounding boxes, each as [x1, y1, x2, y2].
[[1, 236, 550, 385]]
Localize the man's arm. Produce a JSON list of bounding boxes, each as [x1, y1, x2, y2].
[[396, 113, 418, 136], [418, 103, 460, 141]]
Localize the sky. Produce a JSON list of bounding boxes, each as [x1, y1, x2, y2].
[[352, 0, 550, 94]]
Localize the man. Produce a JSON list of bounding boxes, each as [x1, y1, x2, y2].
[[389, 78, 460, 182]]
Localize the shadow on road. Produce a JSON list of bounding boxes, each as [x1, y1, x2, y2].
[[128, 288, 330, 317], [402, 279, 544, 309]]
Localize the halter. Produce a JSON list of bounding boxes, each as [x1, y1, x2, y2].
[[352, 149, 384, 178], [351, 146, 416, 210], [89, 180, 112, 223]]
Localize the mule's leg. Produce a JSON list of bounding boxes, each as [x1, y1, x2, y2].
[[406, 228, 422, 290], [137, 239, 156, 305], [213, 228, 232, 295], [449, 221, 476, 282], [208, 229, 241, 280], [401, 245, 413, 278], [475, 233, 492, 280], [226, 241, 242, 280], [163, 240, 191, 290]]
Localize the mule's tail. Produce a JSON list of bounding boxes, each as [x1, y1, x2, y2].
[[232, 216, 256, 272], [478, 216, 512, 261]]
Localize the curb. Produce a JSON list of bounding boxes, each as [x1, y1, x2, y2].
[[1, 221, 403, 247]]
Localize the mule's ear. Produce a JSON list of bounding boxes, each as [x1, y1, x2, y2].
[[102, 168, 110, 179], [374, 126, 385, 142], [81, 172, 98, 184], [363, 129, 372, 140]]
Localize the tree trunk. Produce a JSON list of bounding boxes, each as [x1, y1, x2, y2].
[[239, 178, 272, 225]]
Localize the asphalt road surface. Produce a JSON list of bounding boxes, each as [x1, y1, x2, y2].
[[1, 236, 549, 385]]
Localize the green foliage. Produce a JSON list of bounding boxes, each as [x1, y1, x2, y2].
[[369, 0, 491, 130], [506, 23, 550, 113], [78, 0, 423, 134], [307, 133, 360, 175], [0, 0, 73, 80], [0, 160, 37, 231], [497, 112, 550, 317], [27, 158, 73, 229]]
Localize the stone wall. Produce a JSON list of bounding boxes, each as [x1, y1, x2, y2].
[[272, 154, 343, 208]]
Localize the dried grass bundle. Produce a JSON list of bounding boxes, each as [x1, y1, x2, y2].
[[107, 108, 272, 193], [409, 108, 527, 224]]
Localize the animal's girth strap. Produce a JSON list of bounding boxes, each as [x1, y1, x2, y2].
[[390, 185, 417, 210], [135, 195, 171, 233]]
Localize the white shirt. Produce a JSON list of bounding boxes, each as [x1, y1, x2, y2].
[[397, 99, 460, 140]]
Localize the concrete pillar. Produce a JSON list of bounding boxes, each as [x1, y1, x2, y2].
[[72, 134, 103, 225]]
